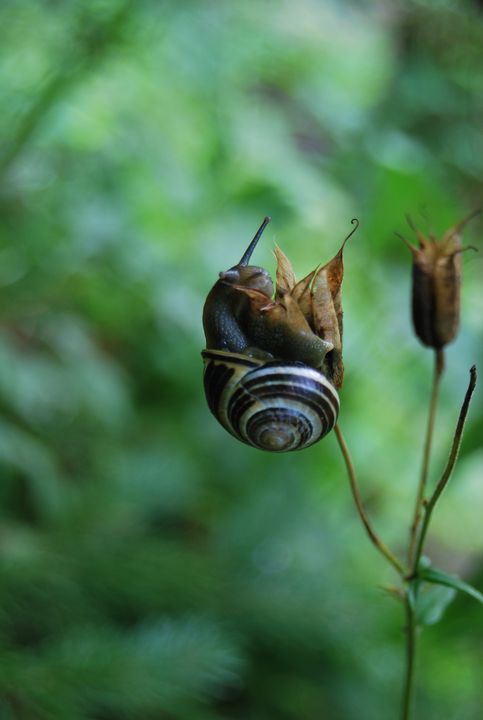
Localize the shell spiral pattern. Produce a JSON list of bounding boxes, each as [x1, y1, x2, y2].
[[202, 350, 340, 452]]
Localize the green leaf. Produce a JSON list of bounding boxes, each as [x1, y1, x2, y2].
[[413, 584, 457, 627], [420, 566, 483, 604]]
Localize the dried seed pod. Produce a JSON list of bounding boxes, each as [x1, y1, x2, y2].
[[402, 212, 479, 349]]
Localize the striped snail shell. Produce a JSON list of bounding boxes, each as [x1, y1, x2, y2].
[[202, 350, 339, 452]]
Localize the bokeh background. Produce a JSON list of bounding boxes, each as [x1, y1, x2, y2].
[[0, 1, 482, 718]]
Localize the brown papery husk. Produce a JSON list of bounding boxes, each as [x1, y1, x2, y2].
[[405, 210, 481, 349], [408, 228, 461, 348], [273, 245, 296, 297], [412, 248, 461, 348], [292, 270, 317, 328], [312, 244, 346, 387]]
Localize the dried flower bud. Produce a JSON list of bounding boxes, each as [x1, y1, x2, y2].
[[403, 211, 479, 349], [267, 218, 358, 388], [230, 219, 359, 388]]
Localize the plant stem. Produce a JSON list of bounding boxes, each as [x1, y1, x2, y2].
[[401, 593, 417, 720], [334, 424, 405, 575], [408, 349, 444, 565], [411, 365, 477, 575], [400, 366, 477, 720]]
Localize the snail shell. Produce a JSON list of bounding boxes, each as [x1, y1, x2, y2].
[[202, 349, 340, 452]]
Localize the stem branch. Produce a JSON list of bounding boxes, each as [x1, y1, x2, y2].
[[411, 365, 477, 574], [334, 424, 405, 575], [408, 349, 444, 564]]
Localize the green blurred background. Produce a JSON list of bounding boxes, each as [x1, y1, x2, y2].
[[0, 1, 482, 718]]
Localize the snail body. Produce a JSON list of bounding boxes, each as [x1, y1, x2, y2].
[[202, 216, 350, 452], [202, 217, 275, 355]]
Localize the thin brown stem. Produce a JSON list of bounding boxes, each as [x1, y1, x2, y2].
[[411, 365, 477, 575], [334, 424, 405, 575], [408, 349, 444, 564], [400, 594, 417, 720]]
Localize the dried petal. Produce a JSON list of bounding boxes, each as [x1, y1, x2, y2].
[[292, 269, 316, 326], [312, 242, 346, 387], [273, 245, 296, 297], [232, 285, 274, 311]]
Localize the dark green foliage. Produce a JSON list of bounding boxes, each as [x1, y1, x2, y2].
[[0, 1, 482, 718]]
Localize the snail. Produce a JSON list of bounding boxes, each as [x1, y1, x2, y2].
[[202, 216, 355, 452]]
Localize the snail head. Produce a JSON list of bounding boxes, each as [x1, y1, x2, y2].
[[219, 216, 273, 297]]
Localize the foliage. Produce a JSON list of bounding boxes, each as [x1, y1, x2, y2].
[[0, 1, 482, 718]]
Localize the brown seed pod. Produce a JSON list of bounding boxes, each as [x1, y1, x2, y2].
[[402, 211, 479, 349]]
